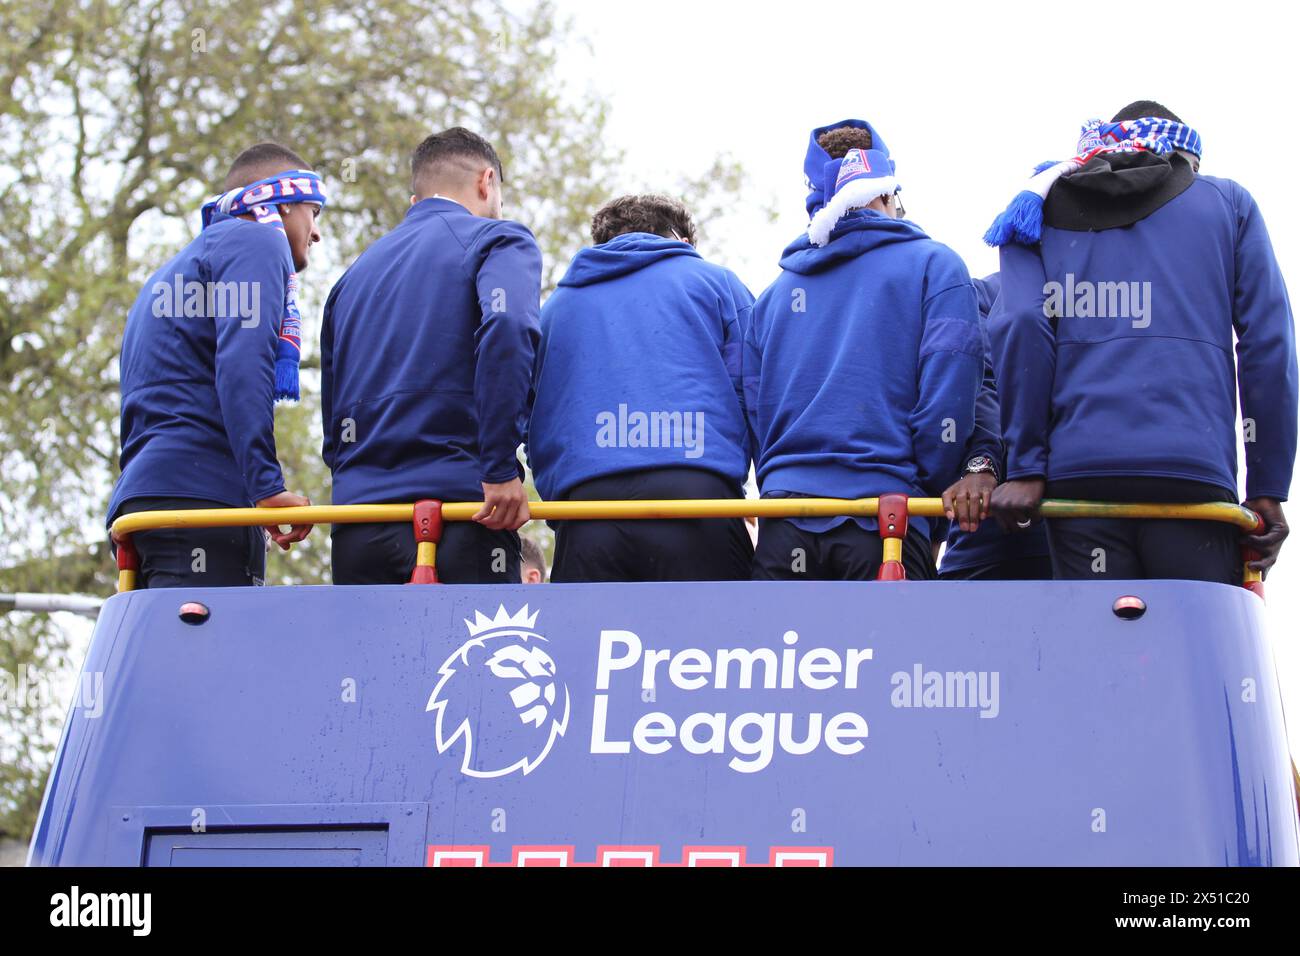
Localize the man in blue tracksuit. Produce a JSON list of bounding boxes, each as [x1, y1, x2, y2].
[[528, 194, 754, 581], [322, 127, 541, 584], [988, 101, 1296, 581], [747, 122, 983, 580], [108, 142, 324, 588], [938, 273, 1052, 579]]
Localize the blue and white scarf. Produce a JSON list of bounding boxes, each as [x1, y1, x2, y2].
[[200, 170, 328, 401], [984, 117, 1202, 247]]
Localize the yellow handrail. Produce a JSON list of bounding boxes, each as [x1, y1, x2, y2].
[[110, 497, 1264, 593], [109, 498, 1262, 536]]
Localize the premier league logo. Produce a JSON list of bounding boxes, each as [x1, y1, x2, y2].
[[426, 605, 570, 778]]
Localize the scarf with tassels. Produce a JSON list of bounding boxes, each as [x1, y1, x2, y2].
[[200, 170, 328, 401], [984, 117, 1201, 247]]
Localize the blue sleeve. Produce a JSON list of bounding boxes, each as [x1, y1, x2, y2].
[[208, 226, 287, 503], [962, 330, 1005, 470], [1232, 185, 1297, 501], [960, 275, 1006, 470], [466, 220, 543, 485], [723, 271, 757, 464], [988, 243, 1055, 481], [742, 300, 764, 464], [911, 272, 983, 496], [320, 279, 339, 473]]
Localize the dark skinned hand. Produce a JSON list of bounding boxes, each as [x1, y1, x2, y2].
[[990, 478, 1046, 533], [942, 472, 998, 533], [1242, 496, 1288, 575]]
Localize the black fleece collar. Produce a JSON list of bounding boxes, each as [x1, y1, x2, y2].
[[1043, 151, 1196, 232]]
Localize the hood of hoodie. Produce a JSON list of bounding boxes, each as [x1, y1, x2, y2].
[[779, 209, 930, 275], [557, 232, 701, 287], [804, 118, 892, 216]]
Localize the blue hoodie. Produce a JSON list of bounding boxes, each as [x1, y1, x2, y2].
[[321, 198, 541, 504], [990, 175, 1297, 501], [745, 210, 984, 537], [108, 210, 293, 520], [528, 233, 753, 500], [940, 274, 1050, 573]]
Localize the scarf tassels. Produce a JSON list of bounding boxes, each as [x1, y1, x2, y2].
[[982, 159, 1080, 247]]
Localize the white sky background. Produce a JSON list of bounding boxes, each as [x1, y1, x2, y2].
[[551, 0, 1300, 754]]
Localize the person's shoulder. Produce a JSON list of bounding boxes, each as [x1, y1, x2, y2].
[[1190, 173, 1253, 212], [677, 252, 726, 279], [1194, 172, 1243, 192], [463, 215, 539, 249], [692, 257, 754, 303], [447, 216, 539, 273], [205, 215, 280, 245], [687, 253, 729, 275], [204, 217, 291, 267], [918, 238, 973, 283]]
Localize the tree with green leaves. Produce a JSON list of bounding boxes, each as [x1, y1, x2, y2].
[[0, 0, 748, 843]]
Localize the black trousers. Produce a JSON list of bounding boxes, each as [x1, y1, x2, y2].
[[939, 555, 1054, 581], [113, 497, 266, 589], [752, 519, 936, 581], [1045, 477, 1240, 584], [550, 469, 753, 583], [331, 518, 520, 585]]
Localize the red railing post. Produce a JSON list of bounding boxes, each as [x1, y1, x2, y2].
[[1241, 510, 1266, 599], [877, 493, 908, 581], [116, 535, 140, 592], [1242, 546, 1265, 599], [408, 499, 444, 584]]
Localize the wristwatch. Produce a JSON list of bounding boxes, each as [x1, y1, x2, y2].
[[963, 455, 999, 481]]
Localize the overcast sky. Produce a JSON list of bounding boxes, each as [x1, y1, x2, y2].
[[552, 0, 1300, 751]]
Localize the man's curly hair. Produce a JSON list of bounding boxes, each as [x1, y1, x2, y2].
[[591, 194, 697, 246], [816, 126, 873, 159]]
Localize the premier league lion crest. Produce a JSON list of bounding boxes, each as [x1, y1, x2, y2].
[[426, 605, 570, 778]]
